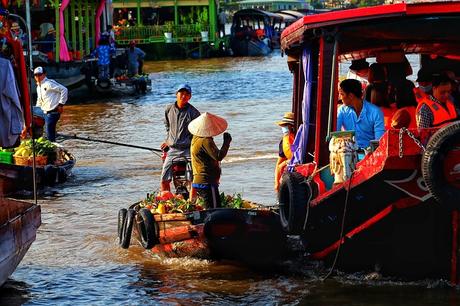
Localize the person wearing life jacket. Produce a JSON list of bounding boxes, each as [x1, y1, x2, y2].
[[391, 80, 418, 129], [413, 68, 432, 103], [274, 112, 295, 192], [416, 73, 460, 128], [444, 70, 460, 107], [365, 63, 395, 130]]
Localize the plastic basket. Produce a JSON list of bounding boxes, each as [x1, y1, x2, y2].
[[14, 155, 48, 166], [0, 151, 13, 164]]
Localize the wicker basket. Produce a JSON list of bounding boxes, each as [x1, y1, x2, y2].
[[14, 155, 48, 166]]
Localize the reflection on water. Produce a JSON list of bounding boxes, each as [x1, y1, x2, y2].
[[2, 52, 457, 305]]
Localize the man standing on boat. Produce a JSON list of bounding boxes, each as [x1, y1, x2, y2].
[[91, 37, 116, 80], [160, 84, 200, 192], [218, 9, 228, 37], [34, 66, 68, 142], [126, 40, 146, 76], [416, 73, 460, 128], [337, 79, 385, 149]]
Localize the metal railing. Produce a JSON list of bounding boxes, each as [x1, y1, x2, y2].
[[115, 24, 210, 44]]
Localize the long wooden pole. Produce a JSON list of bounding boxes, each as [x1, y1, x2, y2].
[[78, 0, 83, 56], [85, 0, 90, 55], [55, 0, 60, 62], [71, 1, 76, 56], [57, 133, 162, 153], [24, 1, 38, 205]]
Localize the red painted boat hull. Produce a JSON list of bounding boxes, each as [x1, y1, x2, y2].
[[292, 129, 459, 279]]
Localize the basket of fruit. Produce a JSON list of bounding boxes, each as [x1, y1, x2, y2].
[[14, 155, 48, 166], [13, 138, 57, 166]]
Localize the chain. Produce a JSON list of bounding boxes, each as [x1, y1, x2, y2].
[[399, 128, 404, 158], [399, 127, 426, 158]]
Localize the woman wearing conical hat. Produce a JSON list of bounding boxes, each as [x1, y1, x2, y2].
[[188, 112, 232, 209]]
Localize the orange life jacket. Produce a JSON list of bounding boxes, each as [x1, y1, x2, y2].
[[413, 87, 429, 104], [381, 105, 397, 130], [282, 133, 295, 160], [391, 106, 417, 129], [416, 95, 458, 127]]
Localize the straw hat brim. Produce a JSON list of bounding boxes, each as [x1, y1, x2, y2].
[[276, 119, 294, 126], [188, 112, 228, 137]]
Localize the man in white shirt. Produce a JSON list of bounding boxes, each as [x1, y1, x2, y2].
[[34, 66, 68, 142]]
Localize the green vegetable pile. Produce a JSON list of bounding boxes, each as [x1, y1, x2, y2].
[[220, 192, 244, 209], [13, 138, 57, 159]]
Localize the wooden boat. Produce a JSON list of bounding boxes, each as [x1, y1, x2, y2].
[[0, 152, 76, 194], [119, 202, 287, 266], [280, 2, 460, 283], [230, 9, 283, 56], [0, 197, 41, 287], [8, 1, 113, 92], [82, 56, 152, 95], [0, 6, 41, 288], [91, 74, 152, 95]]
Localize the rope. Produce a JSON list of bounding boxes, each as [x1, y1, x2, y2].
[[302, 177, 313, 231], [321, 170, 354, 281]]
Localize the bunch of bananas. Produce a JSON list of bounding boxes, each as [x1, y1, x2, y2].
[[13, 138, 57, 158], [13, 140, 34, 157]]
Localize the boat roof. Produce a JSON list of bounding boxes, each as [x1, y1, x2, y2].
[[233, 9, 284, 20], [281, 1, 460, 59], [277, 10, 306, 18], [275, 12, 298, 23]]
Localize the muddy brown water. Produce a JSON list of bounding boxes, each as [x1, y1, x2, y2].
[[1, 52, 458, 305]]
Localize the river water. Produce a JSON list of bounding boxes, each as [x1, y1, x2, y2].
[[1, 52, 459, 305]]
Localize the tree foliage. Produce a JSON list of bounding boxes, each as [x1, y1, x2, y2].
[[312, 0, 386, 9], [349, 0, 386, 8]]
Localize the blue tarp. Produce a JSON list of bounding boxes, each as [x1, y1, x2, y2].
[[288, 47, 312, 171]]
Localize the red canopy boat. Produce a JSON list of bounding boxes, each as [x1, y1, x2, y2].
[[279, 2, 460, 283]]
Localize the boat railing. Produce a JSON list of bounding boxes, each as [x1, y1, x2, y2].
[[115, 24, 210, 45]]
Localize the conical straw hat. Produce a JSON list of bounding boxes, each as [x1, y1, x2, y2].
[[188, 112, 228, 137]]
